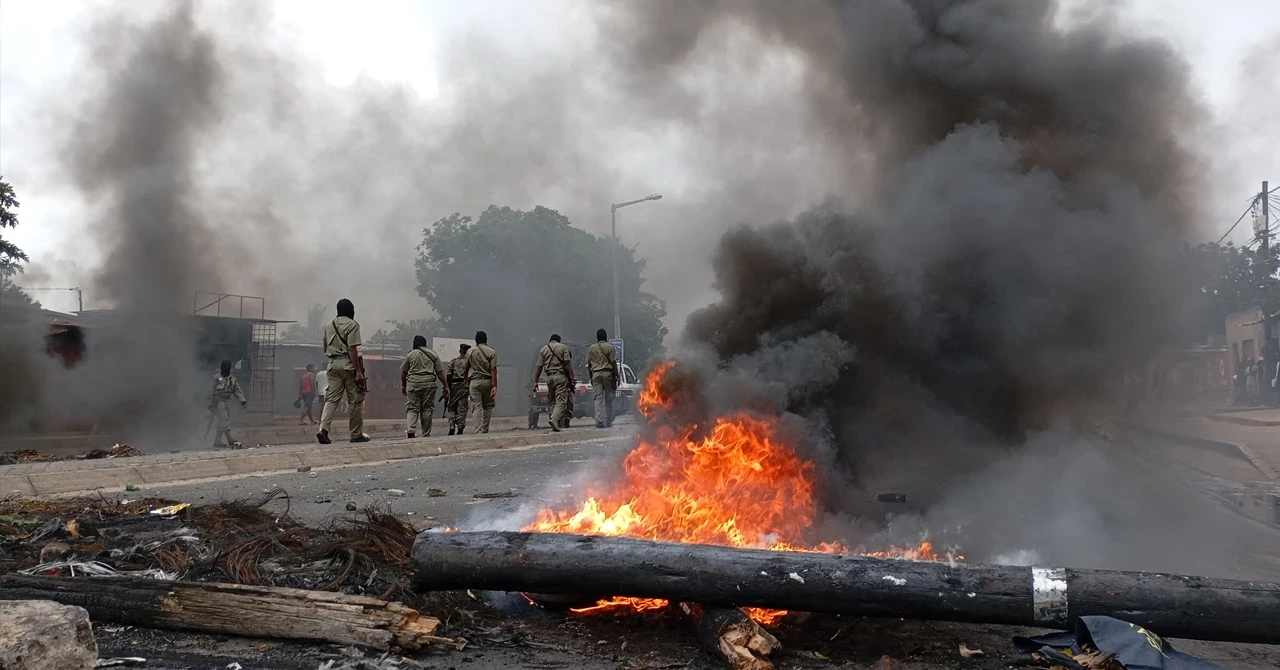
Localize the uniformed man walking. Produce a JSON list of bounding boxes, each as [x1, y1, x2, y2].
[[588, 329, 621, 428], [401, 335, 448, 438], [532, 334, 575, 432], [445, 343, 471, 435], [209, 359, 247, 448], [463, 331, 499, 433], [317, 298, 369, 444]]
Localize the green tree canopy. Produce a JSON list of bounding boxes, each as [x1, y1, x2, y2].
[[415, 205, 667, 368], [0, 177, 34, 307], [1, 177, 29, 279]]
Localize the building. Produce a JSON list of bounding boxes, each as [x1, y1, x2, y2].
[[1226, 307, 1279, 363]]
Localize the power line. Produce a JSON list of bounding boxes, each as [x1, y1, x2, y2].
[[1218, 200, 1258, 244]]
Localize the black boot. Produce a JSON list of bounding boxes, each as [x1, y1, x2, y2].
[[448, 427, 455, 436], [316, 429, 331, 445]]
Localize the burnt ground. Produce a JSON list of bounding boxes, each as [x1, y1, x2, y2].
[[93, 609, 1280, 669]]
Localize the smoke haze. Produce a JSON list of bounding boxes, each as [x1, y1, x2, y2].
[[5, 0, 1279, 577]]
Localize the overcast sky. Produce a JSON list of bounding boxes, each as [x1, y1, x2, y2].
[[1, 0, 1276, 320]]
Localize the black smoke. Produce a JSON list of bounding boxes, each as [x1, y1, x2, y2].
[[603, 0, 1205, 443]]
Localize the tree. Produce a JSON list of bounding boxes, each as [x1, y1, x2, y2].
[[0, 177, 34, 307], [369, 317, 447, 350], [280, 303, 326, 343], [1184, 241, 1279, 341], [415, 206, 667, 369]]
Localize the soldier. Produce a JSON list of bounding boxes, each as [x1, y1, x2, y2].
[[317, 298, 369, 444], [209, 359, 247, 448], [445, 343, 471, 435], [587, 328, 621, 428], [463, 331, 499, 433], [532, 334, 575, 432], [401, 335, 448, 438]]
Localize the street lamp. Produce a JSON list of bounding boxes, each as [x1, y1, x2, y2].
[[611, 194, 662, 340]]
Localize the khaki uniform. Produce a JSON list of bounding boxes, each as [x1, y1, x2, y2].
[[466, 343, 499, 433], [209, 373, 247, 446], [320, 316, 365, 438], [587, 341, 618, 427], [401, 347, 445, 436], [538, 341, 573, 427], [446, 355, 469, 433]]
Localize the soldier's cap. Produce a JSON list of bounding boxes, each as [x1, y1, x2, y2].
[[460, 343, 471, 351]]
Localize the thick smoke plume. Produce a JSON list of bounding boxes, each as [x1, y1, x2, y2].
[[606, 0, 1205, 442], [590, 0, 1280, 574]]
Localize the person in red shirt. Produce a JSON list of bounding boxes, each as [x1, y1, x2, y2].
[[298, 363, 317, 425]]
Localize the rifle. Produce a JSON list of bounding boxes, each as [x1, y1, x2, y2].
[[203, 404, 216, 439]]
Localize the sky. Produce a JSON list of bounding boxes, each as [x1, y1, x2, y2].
[[0, 0, 1277, 322]]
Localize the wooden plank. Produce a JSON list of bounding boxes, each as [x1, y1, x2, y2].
[[0, 575, 442, 651]]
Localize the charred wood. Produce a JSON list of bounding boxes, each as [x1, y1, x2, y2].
[[411, 531, 1280, 644]]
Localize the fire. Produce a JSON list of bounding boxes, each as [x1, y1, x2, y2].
[[525, 361, 954, 624]]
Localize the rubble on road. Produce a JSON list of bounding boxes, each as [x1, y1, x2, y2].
[[0, 443, 143, 465]]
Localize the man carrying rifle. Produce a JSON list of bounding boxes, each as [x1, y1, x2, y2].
[[445, 343, 471, 435], [588, 328, 620, 428], [317, 298, 369, 444], [532, 333, 574, 432], [209, 359, 247, 448]]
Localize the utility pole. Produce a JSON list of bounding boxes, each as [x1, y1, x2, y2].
[[1264, 181, 1272, 358], [609, 194, 662, 341]]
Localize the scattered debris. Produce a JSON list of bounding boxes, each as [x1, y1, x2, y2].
[[346, 502, 359, 511], [85, 444, 143, 460], [473, 491, 519, 499], [124, 484, 140, 492], [387, 489, 406, 497], [2, 444, 143, 463], [298, 466, 313, 472], [95, 658, 147, 668], [315, 498, 333, 504], [958, 643, 983, 658], [427, 488, 446, 497], [149, 503, 190, 517], [311, 472, 320, 479]]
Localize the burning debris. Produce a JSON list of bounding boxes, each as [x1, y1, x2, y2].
[[524, 362, 957, 626]]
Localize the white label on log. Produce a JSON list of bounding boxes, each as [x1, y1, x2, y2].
[[1031, 566, 1068, 626], [788, 572, 805, 584], [882, 575, 907, 586]]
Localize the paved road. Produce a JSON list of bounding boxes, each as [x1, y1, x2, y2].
[[147, 437, 634, 528]]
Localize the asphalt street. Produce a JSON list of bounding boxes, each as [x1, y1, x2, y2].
[[145, 435, 636, 529]]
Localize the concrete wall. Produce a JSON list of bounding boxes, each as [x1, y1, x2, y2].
[[1226, 307, 1277, 362]]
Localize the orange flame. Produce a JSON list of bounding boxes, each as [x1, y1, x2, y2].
[[525, 361, 955, 625]]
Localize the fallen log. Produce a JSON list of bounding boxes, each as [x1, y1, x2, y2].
[[411, 531, 1280, 644], [685, 604, 780, 670], [0, 575, 443, 651]]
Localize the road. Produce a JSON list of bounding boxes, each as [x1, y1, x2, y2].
[[146, 436, 634, 529], [90, 430, 1280, 669]]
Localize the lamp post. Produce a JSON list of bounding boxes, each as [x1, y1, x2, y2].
[[611, 194, 662, 340]]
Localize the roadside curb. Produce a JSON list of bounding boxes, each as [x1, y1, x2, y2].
[[0, 430, 633, 497], [1206, 414, 1280, 428], [1132, 426, 1278, 481]]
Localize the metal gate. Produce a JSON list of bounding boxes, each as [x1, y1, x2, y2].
[[249, 322, 277, 414]]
